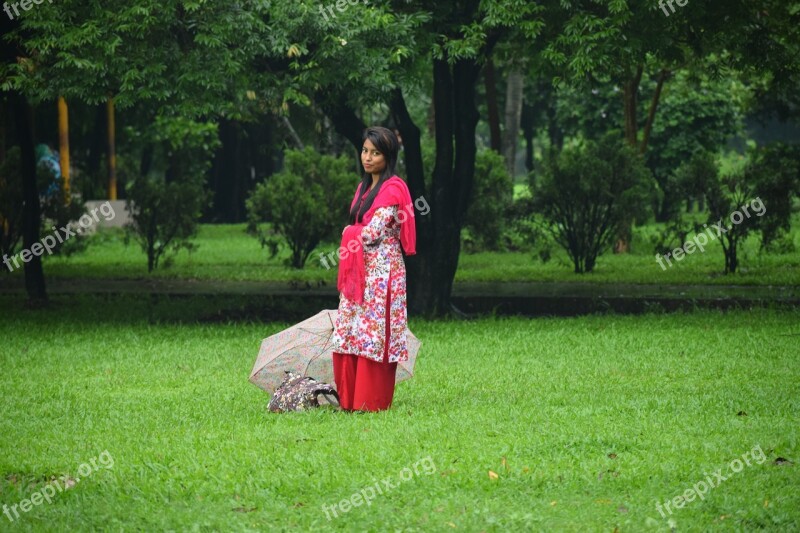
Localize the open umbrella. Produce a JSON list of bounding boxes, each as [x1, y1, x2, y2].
[[249, 309, 420, 394]]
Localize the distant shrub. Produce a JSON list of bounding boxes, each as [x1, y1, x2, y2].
[[463, 149, 513, 252], [125, 117, 217, 272], [246, 147, 352, 268], [532, 136, 654, 273]]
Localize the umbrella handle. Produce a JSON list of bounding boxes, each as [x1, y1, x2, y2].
[[317, 391, 340, 408]]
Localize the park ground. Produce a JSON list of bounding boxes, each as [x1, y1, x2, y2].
[[0, 296, 798, 531]]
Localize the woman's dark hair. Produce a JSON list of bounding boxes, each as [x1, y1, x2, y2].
[[349, 126, 400, 224]]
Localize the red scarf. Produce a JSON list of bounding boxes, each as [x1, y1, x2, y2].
[[336, 176, 416, 304]]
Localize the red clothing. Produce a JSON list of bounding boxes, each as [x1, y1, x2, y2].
[[333, 256, 398, 411], [332, 176, 414, 411], [337, 176, 416, 304]]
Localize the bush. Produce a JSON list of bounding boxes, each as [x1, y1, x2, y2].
[[462, 149, 513, 252], [746, 143, 800, 249], [125, 117, 217, 272], [532, 136, 654, 273], [246, 147, 353, 268], [679, 151, 761, 274]]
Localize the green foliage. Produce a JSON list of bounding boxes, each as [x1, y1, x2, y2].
[[647, 68, 748, 220], [745, 143, 800, 249], [125, 117, 217, 272], [463, 149, 513, 252], [679, 152, 762, 274], [245, 147, 352, 269], [532, 135, 655, 273]]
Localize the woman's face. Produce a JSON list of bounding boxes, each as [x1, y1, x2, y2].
[[361, 139, 386, 175]]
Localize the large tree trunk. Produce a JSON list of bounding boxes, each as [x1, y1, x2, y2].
[[12, 92, 47, 303], [502, 67, 524, 179], [403, 56, 482, 317]]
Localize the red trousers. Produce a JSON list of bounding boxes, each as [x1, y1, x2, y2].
[[332, 351, 398, 411], [332, 281, 398, 411]]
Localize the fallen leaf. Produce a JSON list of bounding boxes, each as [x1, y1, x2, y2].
[[608, 453, 617, 459], [764, 499, 769, 508], [550, 501, 557, 506], [522, 466, 530, 473], [501, 457, 509, 471], [488, 470, 499, 480], [447, 522, 457, 528], [232, 507, 256, 513], [774, 457, 794, 466]]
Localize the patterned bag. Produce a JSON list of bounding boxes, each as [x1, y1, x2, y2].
[[267, 371, 340, 413]]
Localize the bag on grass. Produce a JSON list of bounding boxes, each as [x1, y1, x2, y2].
[[268, 371, 340, 413]]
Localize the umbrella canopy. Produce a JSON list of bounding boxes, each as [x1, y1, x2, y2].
[[249, 309, 420, 394]]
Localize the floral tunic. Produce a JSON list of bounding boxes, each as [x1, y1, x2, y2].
[[332, 201, 409, 364]]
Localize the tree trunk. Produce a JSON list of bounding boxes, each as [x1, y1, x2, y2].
[[403, 56, 482, 317], [107, 97, 117, 200], [640, 69, 669, 155], [622, 65, 643, 148], [483, 56, 502, 154], [616, 64, 643, 254], [502, 67, 524, 179], [12, 92, 47, 302], [521, 101, 536, 174], [316, 91, 365, 150], [57, 96, 70, 201]]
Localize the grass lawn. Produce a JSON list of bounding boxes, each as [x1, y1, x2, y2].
[[4, 218, 798, 287], [1, 296, 798, 530]]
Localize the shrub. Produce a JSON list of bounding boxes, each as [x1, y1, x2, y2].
[[125, 117, 217, 272], [463, 149, 513, 252], [532, 135, 654, 273], [746, 143, 800, 249], [679, 151, 761, 274], [246, 147, 353, 269]]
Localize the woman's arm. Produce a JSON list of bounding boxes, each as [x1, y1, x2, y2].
[[361, 206, 397, 246]]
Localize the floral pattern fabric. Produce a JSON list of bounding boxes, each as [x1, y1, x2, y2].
[[332, 202, 409, 364]]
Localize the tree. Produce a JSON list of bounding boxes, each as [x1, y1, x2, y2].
[[533, 136, 654, 273]]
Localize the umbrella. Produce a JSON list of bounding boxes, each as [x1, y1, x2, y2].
[[249, 309, 420, 394]]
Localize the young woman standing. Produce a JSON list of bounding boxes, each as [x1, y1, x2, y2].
[[331, 126, 416, 412]]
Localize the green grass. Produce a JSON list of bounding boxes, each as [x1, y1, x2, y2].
[[0, 296, 798, 530], [2, 215, 799, 286]]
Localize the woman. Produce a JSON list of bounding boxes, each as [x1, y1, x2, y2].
[[331, 126, 416, 412]]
